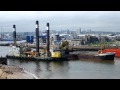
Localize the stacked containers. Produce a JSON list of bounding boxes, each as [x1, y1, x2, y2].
[[26, 36, 34, 43]]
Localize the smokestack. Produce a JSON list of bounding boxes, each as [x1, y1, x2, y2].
[[46, 23, 50, 57], [13, 25, 16, 46], [35, 21, 39, 57]]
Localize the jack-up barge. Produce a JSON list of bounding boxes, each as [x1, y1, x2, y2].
[[6, 21, 115, 61]]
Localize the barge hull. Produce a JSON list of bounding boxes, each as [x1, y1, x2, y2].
[[6, 53, 115, 61], [0, 57, 7, 65], [66, 54, 115, 61]]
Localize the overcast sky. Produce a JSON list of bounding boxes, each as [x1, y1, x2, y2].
[[0, 11, 120, 32]]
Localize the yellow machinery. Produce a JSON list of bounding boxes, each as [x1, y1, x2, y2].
[[21, 40, 69, 58], [23, 51, 36, 57], [23, 49, 46, 57], [59, 40, 69, 55], [51, 40, 69, 58], [21, 46, 36, 57], [59, 40, 69, 50], [51, 52, 61, 58]]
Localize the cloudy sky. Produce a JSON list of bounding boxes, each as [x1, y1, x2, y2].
[[0, 11, 120, 32]]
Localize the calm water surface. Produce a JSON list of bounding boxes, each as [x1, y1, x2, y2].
[[1, 46, 120, 79]]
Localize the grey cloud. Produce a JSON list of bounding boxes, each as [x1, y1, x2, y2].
[[0, 11, 120, 32]]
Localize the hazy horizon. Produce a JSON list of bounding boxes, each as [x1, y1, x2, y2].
[[0, 11, 120, 32]]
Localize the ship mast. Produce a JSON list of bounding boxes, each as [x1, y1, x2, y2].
[[100, 35, 103, 54], [1, 27, 3, 39], [0, 27, 2, 41]]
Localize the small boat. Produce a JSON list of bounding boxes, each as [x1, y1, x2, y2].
[[97, 35, 115, 60], [95, 52, 115, 60]]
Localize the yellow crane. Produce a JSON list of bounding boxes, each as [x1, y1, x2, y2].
[[59, 40, 69, 50], [51, 40, 69, 58]]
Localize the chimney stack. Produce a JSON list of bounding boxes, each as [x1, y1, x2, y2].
[[35, 21, 39, 57], [46, 23, 50, 57], [13, 25, 17, 46]]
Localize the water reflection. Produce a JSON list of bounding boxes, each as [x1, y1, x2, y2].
[[35, 61, 41, 72], [7, 58, 119, 79], [77, 59, 115, 65], [50, 61, 70, 72], [3, 46, 120, 79], [45, 62, 51, 71], [8, 59, 70, 79]]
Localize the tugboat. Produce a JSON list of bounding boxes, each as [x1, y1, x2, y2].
[[95, 52, 115, 60], [96, 35, 115, 60]]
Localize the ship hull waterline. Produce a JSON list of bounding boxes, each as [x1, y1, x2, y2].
[[0, 57, 7, 65], [6, 53, 115, 61]]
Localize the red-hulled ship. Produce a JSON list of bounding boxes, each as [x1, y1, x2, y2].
[[98, 49, 120, 57]]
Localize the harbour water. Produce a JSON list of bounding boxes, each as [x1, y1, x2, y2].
[[1, 46, 120, 79]]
